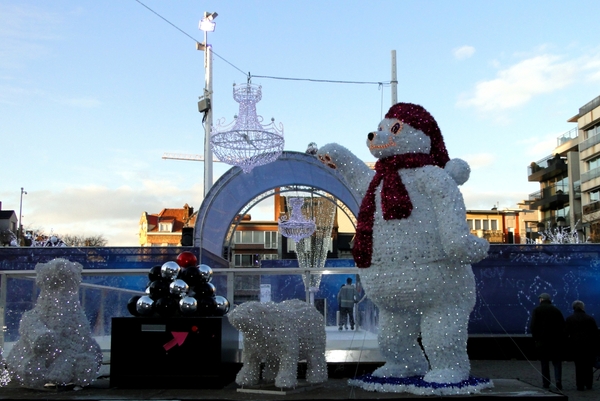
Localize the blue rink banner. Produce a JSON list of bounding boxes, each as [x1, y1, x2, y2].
[[1, 244, 600, 339], [261, 244, 600, 335]]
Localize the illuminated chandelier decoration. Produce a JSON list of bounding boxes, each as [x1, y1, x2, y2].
[[278, 197, 316, 243], [294, 195, 336, 291], [211, 83, 284, 173]]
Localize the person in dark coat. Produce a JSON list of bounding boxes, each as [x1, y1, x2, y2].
[[565, 300, 599, 391], [337, 277, 358, 330], [530, 293, 566, 390]]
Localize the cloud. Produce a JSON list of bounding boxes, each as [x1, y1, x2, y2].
[[21, 183, 205, 246], [462, 153, 496, 169], [461, 187, 531, 210], [0, 4, 62, 69], [458, 54, 580, 112], [54, 96, 102, 108], [453, 46, 475, 60]]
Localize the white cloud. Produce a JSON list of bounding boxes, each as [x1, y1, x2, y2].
[[458, 54, 579, 111], [0, 4, 62, 69], [453, 46, 475, 60], [461, 187, 530, 210], [56, 96, 102, 108], [22, 183, 205, 246], [462, 153, 496, 169]]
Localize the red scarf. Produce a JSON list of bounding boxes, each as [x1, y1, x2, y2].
[[352, 153, 435, 268]]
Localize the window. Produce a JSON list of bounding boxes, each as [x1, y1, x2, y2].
[[264, 231, 278, 249], [588, 156, 600, 171], [234, 254, 260, 267], [158, 223, 172, 232], [586, 123, 600, 140], [590, 189, 600, 203], [234, 230, 269, 244], [468, 218, 499, 231]]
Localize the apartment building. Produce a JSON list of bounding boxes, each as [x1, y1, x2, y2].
[[527, 94, 600, 241]]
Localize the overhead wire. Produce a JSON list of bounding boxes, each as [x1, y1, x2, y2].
[[133, 0, 391, 87]]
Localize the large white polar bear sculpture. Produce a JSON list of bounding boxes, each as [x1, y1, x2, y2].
[[6, 258, 102, 389], [317, 103, 489, 390], [227, 299, 327, 388]]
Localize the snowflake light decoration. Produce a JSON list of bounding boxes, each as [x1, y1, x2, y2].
[[211, 83, 284, 173]]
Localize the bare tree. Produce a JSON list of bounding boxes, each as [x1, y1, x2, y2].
[[62, 234, 108, 247]]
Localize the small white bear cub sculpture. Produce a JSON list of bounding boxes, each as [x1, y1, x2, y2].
[[7, 258, 102, 389], [227, 299, 327, 388]]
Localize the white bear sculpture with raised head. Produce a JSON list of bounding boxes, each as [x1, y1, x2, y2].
[[317, 102, 489, 385]]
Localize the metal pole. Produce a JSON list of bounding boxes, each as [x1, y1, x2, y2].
[[391, 50, 398, 106], [18, 187, 26, 245], [203, 16, 214, 198]]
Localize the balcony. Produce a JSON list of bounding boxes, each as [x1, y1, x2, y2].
[[527, 154, 567, 182], [471, 229, 504, 243], [556, 127, 578, 147], [580, 166, 600, 184], [527, 184, 569, 211], [583, 201, 600, 215]]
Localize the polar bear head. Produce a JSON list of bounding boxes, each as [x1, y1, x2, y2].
[[35, 258, 82, 293], [367, 102, 449, 168]]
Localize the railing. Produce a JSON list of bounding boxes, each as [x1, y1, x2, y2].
[[556, 127, 578, 147], [527, 183, 569, 201], [0, 266, 365, 348], [527, 154, 566, 176], [579, 131, 600, 152], [580, 166, 600, 184], [583, 201, 600, 215]]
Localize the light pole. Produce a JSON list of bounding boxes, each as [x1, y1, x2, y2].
[[198, 11, 217, 198], [19, 187, 27, 245]]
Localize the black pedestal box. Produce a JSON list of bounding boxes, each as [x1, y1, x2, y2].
[[110, 317, 240, 389]]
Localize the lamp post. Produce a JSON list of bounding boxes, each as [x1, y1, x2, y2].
[[198, 11, 217, 198], [19, 187, 27, 245]]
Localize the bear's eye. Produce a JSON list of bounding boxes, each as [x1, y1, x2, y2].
[[377, 125, 383, 131], [391, 121, 403, 134]]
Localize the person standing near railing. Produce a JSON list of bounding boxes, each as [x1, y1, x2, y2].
[[337, 277, 358, 331], [565, 300, 599, 391], [530, 293, 566, 391]]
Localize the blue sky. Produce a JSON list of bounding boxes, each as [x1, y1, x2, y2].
[[1, 1, 600, 245]]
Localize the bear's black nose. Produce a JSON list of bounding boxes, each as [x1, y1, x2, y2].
[[368, 132, 375, 141]]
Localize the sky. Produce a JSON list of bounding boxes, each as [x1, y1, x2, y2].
[[2, 1, 600, 246]]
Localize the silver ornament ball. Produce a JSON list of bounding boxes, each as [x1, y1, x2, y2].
[[170, 279, 189, 297], [179, 296, 198, 314], [215, 295, 230, 315], [161, 261, 181, 280], [136, 295, 155, 316], [198, 264, 213, 283]]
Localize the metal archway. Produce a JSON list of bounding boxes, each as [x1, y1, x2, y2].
[[194, 151, 361, 258]]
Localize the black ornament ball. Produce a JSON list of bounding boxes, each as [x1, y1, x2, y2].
[[127, 295, 142, 316], [194, 282, 216, 298], [196, 296, 217, 316], [148, 265, 162, 282], [149, 280, 170, 300], [155, 296, 179, 318], [179, 265, 202, 287]]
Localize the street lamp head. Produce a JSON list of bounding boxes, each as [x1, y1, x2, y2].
[[199, 12, 217, 32]]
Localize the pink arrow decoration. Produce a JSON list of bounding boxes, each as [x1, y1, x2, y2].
[[163, 331, 189, 351]]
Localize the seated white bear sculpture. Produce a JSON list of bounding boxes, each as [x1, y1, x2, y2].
[[7, 258, 102, 389], [227, 299, 327, 388], [317, 102, 490, 386]]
